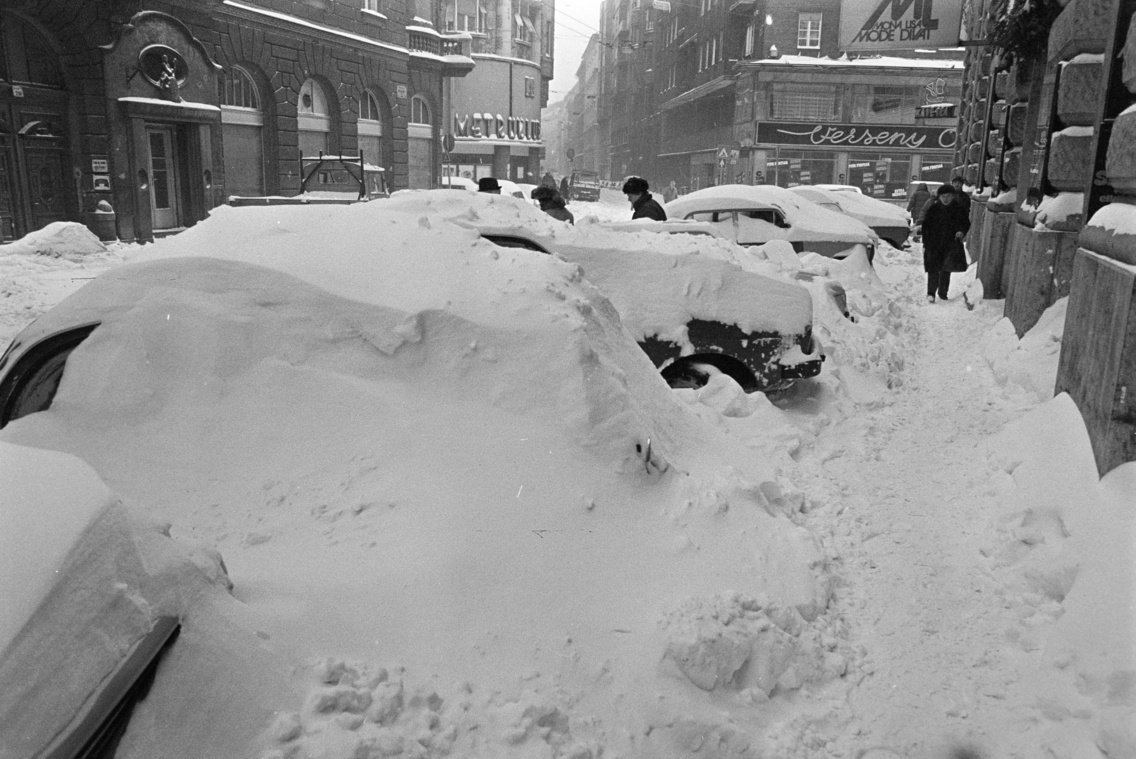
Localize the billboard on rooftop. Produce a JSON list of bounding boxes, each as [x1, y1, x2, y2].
[[839, 0, 964, 53]]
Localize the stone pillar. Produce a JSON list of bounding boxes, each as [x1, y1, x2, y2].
[[493, 145, 510, 179]]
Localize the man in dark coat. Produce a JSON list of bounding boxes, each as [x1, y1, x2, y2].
[[531, 186, 575, 224], [559, 176, 571, 201], [920, 184, 970, 302], [622, 176, 667, 221]]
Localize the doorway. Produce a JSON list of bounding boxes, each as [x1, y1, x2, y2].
[[147, 126, 180, 230]]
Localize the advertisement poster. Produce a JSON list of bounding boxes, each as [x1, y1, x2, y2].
[[839, 0, 964, 53]]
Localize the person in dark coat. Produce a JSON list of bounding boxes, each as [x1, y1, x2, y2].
[[907, 182, 932, 240], [622, 176, 667, 221], [920, 184, 970, 302], [559, 176, 571, 201], [541, 171, 556, 188], [478, 177, 501, 194], [531, 186, 575, 224]]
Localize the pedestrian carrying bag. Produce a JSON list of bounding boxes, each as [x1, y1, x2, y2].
[[942, 238, 969, 272]]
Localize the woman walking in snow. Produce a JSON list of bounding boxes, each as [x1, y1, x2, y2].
[[920, 184, 970, 303]]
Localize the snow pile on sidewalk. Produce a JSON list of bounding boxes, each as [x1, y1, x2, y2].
[[983, 394, 1136, 757], [1, 221, 106, 259]]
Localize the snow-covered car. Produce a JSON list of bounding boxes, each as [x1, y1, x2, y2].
[[0, 201, 836, 757], [383, 190, 824, 392], [813, 183, 863, 194], [496, 179, 527, 199], [0, 441, 225, 759], [789, 185, 911, 248], [664, 184, 878, 261], [440, 175, 477, 191]]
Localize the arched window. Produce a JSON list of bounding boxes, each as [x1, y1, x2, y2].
[[407, 95, 433, 189], [410, 95, 431, 125], [0, 16, 64, 87], [298, 79, 331, 157], [219, 66, 265, 196], [357, 90, 385, 168]]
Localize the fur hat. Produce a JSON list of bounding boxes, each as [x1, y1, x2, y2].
[[621, 176, 649, 194]]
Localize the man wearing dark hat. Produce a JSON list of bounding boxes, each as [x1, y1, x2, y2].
[[531, 186, 575, 224], [478, 177, 501, 194], [621, 176, 667, 221]]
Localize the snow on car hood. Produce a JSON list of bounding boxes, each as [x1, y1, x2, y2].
[[0, 442, 224, 759], [382, 190, 816, 345], [665, 184, 878, 244], [790, 186, 911, 228], [0, 202, 837, 758]]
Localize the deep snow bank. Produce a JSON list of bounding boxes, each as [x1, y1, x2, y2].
[[1, 202, 842, 758]]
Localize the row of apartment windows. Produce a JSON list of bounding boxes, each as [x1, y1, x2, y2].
[[663, 10, 822, 92], [699, 32, 723, 71]]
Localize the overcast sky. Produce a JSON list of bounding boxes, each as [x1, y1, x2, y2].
[[548, 0, 605, 104]]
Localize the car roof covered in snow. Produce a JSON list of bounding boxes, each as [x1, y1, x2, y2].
[[665, 184, 877, 244]]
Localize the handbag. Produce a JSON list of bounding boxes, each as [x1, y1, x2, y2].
[[941, 238, 969, 272]]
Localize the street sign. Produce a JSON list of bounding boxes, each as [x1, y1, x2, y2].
[[730, 149, 739, 164], [716, 147, 729, 161], [566, 147, 576, 160], [441, 133, 455, 152]]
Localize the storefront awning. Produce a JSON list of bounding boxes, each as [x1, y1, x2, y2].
[[658, 76, 734, 112]]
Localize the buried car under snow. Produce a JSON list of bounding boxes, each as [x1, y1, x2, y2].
[[788, 185, 912, 248], [664, 184, 878, 261], [382, 189, 825, 392], [0, 201, 837, 758]]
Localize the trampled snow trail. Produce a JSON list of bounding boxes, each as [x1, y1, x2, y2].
[[784, 258, 1049, 757]]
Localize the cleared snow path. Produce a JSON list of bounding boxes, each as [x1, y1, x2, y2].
[[783, 267, 1050, 757]]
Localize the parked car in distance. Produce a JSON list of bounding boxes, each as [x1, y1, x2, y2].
[[789, 185, 911, 248], [813, 183, 863, 194], [440, 175, 477, 191], [664, 184, 878, 262], [496, 179, 528, 199], [569, 170, 602, 202]]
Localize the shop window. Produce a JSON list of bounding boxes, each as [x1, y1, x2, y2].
[[358, 90, 385, 168], [770, 83, 839, 122], [848, 153, 911, 200], [220, 66, 265, 197], [410, 95, 431, 125], [797, 13, 821, 50], [766, 150, 836, 188], [851, 84, 923, 124], [298, 79, 331, 157], [917, 157, 952, 188]]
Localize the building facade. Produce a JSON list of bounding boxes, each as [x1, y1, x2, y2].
[[1, 0, 551, 244], [578, 0, 963, 203], [957, 0, 1136, 474], [441, 0, 553, 182]]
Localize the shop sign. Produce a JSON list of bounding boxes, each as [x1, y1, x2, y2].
[[92, 158, 109, 173], [92, 175, 111, 192], [453, 113, 542, 142], [756, 122, 956, 151], [839, 0, 963, 53]]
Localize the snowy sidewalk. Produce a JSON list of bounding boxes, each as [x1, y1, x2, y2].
[[783, 262, 1066, 756]]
